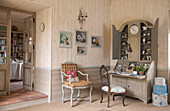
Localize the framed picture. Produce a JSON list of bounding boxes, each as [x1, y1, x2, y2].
[[75, 30, 87, 44], [91, 36, 102, 48], [59, 31, 72, 48], [76, 46, 86, 55]]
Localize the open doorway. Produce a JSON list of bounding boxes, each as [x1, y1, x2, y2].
[[0, 10, 48, 107], [10, 11, 33, 92]]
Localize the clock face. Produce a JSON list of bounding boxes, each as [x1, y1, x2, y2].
[[39, 23, 45, 32], [130, 25, 139, 35]]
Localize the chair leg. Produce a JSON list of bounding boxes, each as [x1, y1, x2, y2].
[[112, 95, 115, 101], [70, 88, 74, 108], [77, 89, 80, 98], [122, 93, 126, 107], [107, 92, 110, 108], [100, 90, 103, 103], [62, 85, 65, 103], [89, 85, 93, 103]]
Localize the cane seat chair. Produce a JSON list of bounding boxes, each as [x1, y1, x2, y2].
[[100, 65, 126, 108], [61, 62, 93, 107]]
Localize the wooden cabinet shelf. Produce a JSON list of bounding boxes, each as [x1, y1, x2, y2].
[[0, 30, 7, 33], [141, 43, 151, 45], [141, 35, 151, 37], [0, 37, 7, 39], [0, 50, 6, 52]]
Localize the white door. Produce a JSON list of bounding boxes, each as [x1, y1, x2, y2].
[[0, 11, 11, 95], [23, 16, 34, 90]]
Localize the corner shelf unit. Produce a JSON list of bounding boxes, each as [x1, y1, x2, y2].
[[112, 19, 158, 61]]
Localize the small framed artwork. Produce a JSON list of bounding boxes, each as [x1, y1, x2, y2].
[[76, 46, 87, 55], [59, 31, 72, 48], [91, 36, 102, 48], [75, 30, 87, 44]]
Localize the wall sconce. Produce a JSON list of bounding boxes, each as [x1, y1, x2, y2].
[[77, 8, 88, 29]]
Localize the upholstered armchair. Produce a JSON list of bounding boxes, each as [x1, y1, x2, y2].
[[61, 62, 93, 107]]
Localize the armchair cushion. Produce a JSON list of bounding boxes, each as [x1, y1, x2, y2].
[[62, 80, 92, 87], [65, 71, 77, 78], [102, 86, 126, 93], [67, 76, 79, 82]]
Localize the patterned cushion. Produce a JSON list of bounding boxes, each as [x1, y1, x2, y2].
[[65, 71, 77, 78], [62, 64, 77, 79], [102, 86, 126, 93], [62, 80, 92, 87]]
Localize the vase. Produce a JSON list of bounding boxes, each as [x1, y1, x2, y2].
[[139, 71, 144, 76], [142, 38, 146, 44]]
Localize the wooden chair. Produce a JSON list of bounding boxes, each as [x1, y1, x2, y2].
[[61, 61, 93, 107], [100, 65, 126, 108]]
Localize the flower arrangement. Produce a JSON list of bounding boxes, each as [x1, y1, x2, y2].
[[76, 30, 87, 44], [91, 36, 101, 48], [77, 47, 84, 53], [136, 65, 146, 75], [59, 32, 71, 48], [62, 35, 70, 45], [77, 33, 86, 42], [136, 65, 146, 72], [76, 46, 86, 55], [92, 38, 100, 46]]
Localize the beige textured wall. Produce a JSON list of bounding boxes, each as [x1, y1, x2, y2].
[[110, 0, 170, 69], [36, 7, 52, 68], [51, 0, 111, 68]]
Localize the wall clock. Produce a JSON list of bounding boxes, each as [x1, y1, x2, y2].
[[129, 24, 139, 35], [39, 23, 45, 32]]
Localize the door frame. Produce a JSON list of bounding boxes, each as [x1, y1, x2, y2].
[[168, 10, 170, 104], [0, 6, 36, 95]]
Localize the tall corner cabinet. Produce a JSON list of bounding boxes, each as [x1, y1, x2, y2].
[[111, 19, 159, 104]]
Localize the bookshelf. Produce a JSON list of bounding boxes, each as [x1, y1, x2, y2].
[[11, 32, 23, 60], [0, 25, 7, 64]]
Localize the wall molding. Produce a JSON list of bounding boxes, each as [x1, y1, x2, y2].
[[36, 65, 110, 71], [157, 67, 169, 71]]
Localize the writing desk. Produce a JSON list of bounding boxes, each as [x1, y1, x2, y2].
[[109, 60, 156, 104]]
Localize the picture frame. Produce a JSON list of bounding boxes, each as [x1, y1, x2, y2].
[[75, 30, 87, 44], [91, 36, 102, 48], [59, 31, 72, 48], [76, 46, 87, 55]]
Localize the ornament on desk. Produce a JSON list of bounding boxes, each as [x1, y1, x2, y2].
[[142, 50, 145, 54], [142, 38, 146, 44], [143, 33, 146, 36], [142, 26, 147, 30]]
